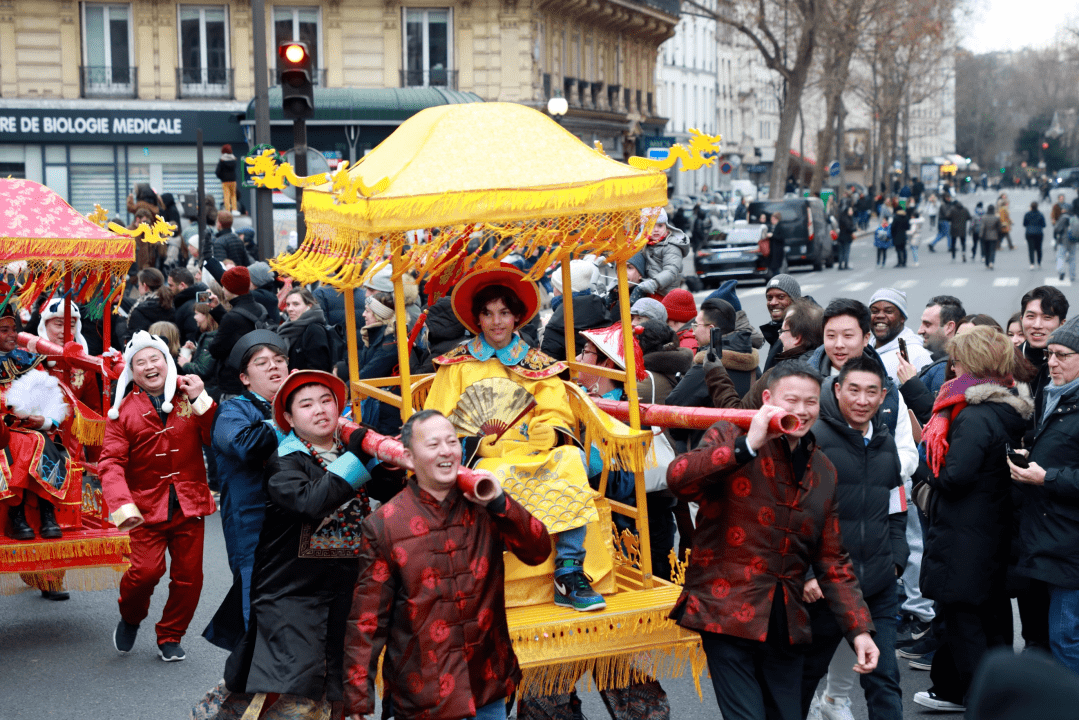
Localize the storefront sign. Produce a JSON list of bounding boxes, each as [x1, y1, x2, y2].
[[0, 107, 240, 144]]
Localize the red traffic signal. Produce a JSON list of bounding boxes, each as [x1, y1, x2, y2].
[[1042, 142, 1050, 150], [278, 41, 313, 120]]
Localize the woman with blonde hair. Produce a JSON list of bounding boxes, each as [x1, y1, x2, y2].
[[147, 321, 181, 360], [915, 325, 1034, 711]]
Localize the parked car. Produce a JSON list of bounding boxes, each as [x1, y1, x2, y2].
[[694, 223, 770, 284], [747, 197, 833, 272], [1055, 168, 1079, 188]]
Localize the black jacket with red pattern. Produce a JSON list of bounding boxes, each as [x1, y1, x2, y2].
[[666, 421, 874, 645], [343, 480, 551, 720]]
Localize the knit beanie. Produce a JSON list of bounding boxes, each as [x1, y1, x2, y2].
[[1048, 316, 1079, 353], [630, 297, 667, 324], [627, 251, 647, 278], [108, 331, 177, 420], [37, 297, 89, 352], [364, 265, 393, 293], [247, 261, 275, 289], [662, 289, 697, 323], [766, 274, 801, 301], [869, 287, 909, 318], [708, 279, 742, 312], [551, 259, 599, 294], [221, 266, 251, 296]]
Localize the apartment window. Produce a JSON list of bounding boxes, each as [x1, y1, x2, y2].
[[178, 6, 230, 96], [81, 3, 135, 96], [274, 7, 321, 82], [403, 8, 453, 87]]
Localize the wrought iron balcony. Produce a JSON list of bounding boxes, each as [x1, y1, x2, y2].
[[399, 69, 458, 90], [80, 66, 137, 99], [176, 67, 234, 99]]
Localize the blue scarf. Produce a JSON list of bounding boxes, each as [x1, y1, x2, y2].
[[1042, 376, 1079, 425]]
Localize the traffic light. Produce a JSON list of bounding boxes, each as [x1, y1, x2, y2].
[[278, 41, 314, 119], [1042, 142, 1050, 150]]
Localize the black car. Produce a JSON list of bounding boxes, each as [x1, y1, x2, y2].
[[694, 224, 770, 285], [1056, 168, 1079, 188], [747, 197, 832, 272]]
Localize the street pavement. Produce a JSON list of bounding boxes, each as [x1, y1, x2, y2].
[[1, 187, 1073, 720]]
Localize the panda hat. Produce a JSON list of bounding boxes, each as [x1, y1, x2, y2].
[[108, 331, 177, 420], [38, 298, 89, 352]]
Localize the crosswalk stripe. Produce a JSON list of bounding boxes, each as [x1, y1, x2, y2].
[[940, 278, 968, 287], [894, 280, 918, 289], [843, 281, 871, 291], [800, 283, 824, 292], [740, 287, 766, 297], [992, 277, 1019, 287], [1045, 277, 1073, 287]]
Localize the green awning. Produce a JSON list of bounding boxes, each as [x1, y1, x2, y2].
[[244, 86, 484, 124]]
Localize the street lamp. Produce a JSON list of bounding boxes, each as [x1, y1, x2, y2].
[[547, 94, 568, 123]]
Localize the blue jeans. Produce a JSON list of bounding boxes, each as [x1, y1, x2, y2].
[[1057, 242, 1076, 281], [930, 221, 950, 247], [1049, 585, 1079, 673], [837, 241, 852, 267], [474, 699, 508, 720], [554, 525, 586, 577]]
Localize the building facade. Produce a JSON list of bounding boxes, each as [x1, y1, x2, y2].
[[0, 0, 676, 216]]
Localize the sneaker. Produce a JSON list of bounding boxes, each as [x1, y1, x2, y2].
[[913, 691, 965, 712], [113, 619, 139, 654], [806, 693, 823, 720], [908, 618, 931, 641], [1031, 264, 1036, 270], [896, 635, 940, 659], [819, 694, 855, 720], [554, 569, 606, 612], [158, 642, 186, 662], [1061, 273, 1066, 281], [909, 649, 935, 670]]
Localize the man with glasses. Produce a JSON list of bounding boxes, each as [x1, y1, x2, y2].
[[204, 331, 289, 651], [1010, 317, 1079, 672]]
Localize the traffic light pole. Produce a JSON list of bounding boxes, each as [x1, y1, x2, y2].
[[251, 0, 275, 261], [294, 117, 307, 245]]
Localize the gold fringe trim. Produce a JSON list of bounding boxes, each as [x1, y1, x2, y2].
[[0, 564, 128, 595], [517, 643, 706, 699], [566, 384, 652, 473], [0, 535, 130, 566], [0, 238, 135, 263], [71, 409, 105, 446]]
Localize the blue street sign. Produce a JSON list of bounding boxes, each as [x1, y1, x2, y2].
[[647, 147, 670, 161], [720, 162, 733, 174], [829, 161, 841, 177]]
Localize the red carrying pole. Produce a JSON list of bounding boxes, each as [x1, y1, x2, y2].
[[592, 399, 802, 435], [18, 333, 125, 380]]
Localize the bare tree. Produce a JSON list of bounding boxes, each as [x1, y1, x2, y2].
[[682, 0, 821, 198]]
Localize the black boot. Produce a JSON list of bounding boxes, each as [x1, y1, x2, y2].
[[38, 500, 62, 539], [40, 589, 70, 601], [6, 500, 34, 541]]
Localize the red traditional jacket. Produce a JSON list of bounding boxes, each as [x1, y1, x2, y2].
[[343, 481, 551, 720], [99, 385, 217, 525], [666, 421, 874, 645]]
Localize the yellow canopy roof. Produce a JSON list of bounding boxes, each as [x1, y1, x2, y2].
[[301, 101, 667, 232]]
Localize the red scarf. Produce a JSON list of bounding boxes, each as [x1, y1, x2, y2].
[[923, 373, 1011, 476]]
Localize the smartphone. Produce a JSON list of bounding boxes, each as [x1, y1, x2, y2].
[[196, 290, 211, 303], [898, 337, 910, 363], [709, 327, 724, 356], [1008, 452, 1030, 468]]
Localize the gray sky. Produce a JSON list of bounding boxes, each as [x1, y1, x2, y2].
[[961, 0, 1073, 53]]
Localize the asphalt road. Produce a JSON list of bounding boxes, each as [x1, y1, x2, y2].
[[1, 187, 1073, 720]]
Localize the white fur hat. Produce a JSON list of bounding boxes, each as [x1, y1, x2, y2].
[[108, 331, 177, 420], [38, 298, 89, 352]]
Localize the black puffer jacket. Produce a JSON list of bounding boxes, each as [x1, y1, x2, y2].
[[213, 230, 251, 267], [208, 295, 268, 396], [540, 292, 611, 361], [1016, 383, 1079, 589], [921, 383, 1033, 605], [812, 377, 907, 598], [125, 292, 175, 344], [174, 283, 208, 345]]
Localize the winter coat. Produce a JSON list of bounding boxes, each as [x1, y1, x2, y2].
[[215, 153, 238, 184], [251, 287, 282, 326], [812, 377, 908, 598], [125, 292, 176, 345], [417, 296, 468, 374], [999, 204, 1012, 233], [873, 225, 893, 249], [921, 384, 1033, 605], [224, 437, 403, 702], [178, 330, 219, 399], [642, 226, 690, 295], [838, 209, 856, 243], [209, 295, 269, 397], [875, 327, 934, 386], [980, 215, 1002, 243], [343, 481, 551, 720], [711, 343, 815, 413], [312, 285, 366, 330], [1023, 209, 1047, 236], [352, 322, 406, 436], [667, 422, 874, 645], [213, 230, 251, 267], [891, 209, 910, 243], [98, 385, 217, 525], [174, 283, 208, 345], [949, 202, 972, 237], [1015, 383, 1079, 589], [540, 291, 611, 361]]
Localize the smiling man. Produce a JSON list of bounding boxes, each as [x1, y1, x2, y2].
[[868, 288, 933, 386], [100, 331, 217, 662], [801, 355, 908, 720], [761, 274, 801, 370], [344, 410, 551, 720]]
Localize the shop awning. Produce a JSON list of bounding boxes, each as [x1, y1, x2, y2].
[[243, 87, 484, 126]]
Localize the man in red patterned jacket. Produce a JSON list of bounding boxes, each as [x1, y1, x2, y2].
[[343, 409, 551, 720], [666, 360, 879, 720]]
